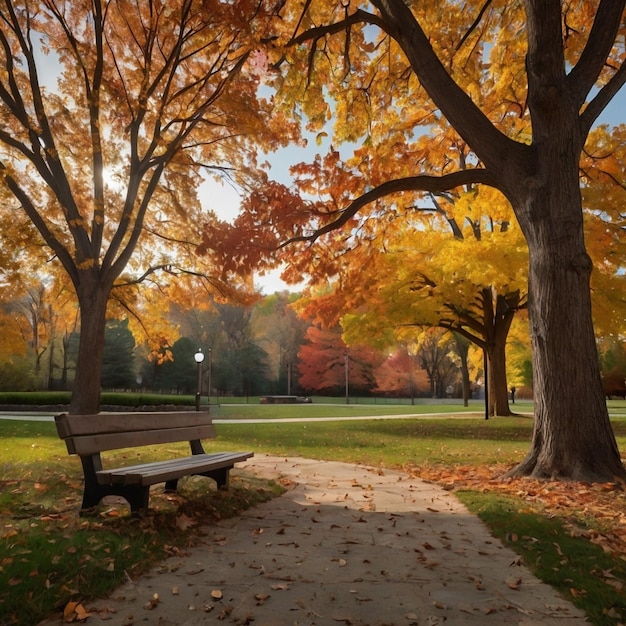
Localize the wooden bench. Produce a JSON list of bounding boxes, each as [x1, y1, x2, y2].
[[260, 395, 312, 404], [55, 411, 253, 512]]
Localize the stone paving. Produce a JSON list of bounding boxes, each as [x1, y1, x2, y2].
[[39, 455, 589, 625]]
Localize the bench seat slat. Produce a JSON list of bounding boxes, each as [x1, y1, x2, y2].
[[97, 451, 254, 486]]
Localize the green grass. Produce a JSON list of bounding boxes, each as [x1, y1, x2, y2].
[[207, 415, 534, 466], [213, 400, 488, 418], [1, 409, 626, 625], [458, 491, 626, 625]]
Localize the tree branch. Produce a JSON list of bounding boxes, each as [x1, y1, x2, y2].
[[280, 168, 495, 247], [580, 62, 626, 134], [568, 0, 626, 112]]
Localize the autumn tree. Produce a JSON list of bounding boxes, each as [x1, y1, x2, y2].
[[0, 0, 294, 414], [579, 125, 626, 340], [298, 324, 383, 396], [373, 347, 430, 400], [598, 338, 626, 399], [253, 292, 308, 394], [295, 178, 528, 415], [250, 1, 626, 481], [0, 302, 30, 390], [414, 328, 461, 399]]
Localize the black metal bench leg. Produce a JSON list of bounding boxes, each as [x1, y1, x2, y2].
[[81, 490, 104, 511], [204, 467, 230, 490], [164, 479, 179, 492], [126, 486, 151, 512], [80, 456, 107, 511]]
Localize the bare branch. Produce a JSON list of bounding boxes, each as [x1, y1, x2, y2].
[[456, 0, 493, 52]]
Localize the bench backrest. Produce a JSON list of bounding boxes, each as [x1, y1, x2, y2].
[[55, 412, 217, 456]]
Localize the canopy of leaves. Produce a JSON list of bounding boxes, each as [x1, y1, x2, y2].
[[0, 0, 299, 318]]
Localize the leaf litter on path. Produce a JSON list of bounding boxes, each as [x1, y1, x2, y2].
[[408, 462, 626, 560]]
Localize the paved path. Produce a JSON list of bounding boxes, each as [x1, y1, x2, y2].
[[39, 455, 587, 625]]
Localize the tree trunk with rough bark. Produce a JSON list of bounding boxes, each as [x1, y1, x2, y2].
[[366, 0, 626, 481], [501, 2, 625, 481], [68, 278, 110, 415], [507, 158, 624, 480]]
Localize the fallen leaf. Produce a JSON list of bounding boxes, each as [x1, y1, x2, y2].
[[63, 601, 79, 621], [603, 606, 621, 619], [271, 583, 290, 590], [506, 576, 522, 590], [176, 514, 197, 531], [211, 589, 223, 600], [74, 604, 92, 621], [144, 592, 160, 610]]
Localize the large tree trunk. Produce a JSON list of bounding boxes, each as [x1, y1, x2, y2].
[[508, 143, 624, 481], [339, 0, 626, 482], [502, 1, 626, 482], [69, 280, 110, 415]]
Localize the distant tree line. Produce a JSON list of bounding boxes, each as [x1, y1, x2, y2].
[[1, 288, 624, 401]]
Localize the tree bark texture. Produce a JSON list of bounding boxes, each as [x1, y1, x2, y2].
[[69, 278, 110, 415], [509, 168, 624, 480]]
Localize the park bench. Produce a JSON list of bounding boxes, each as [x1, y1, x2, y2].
[[55, 411, 253, 512], [259, 395, 312, 404]]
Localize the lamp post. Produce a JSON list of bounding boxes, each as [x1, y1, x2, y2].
[[194, 348, 205, 411], [344, 349, 349, 405], [483, 349, 489, 421], [207, 347, 212, 410]]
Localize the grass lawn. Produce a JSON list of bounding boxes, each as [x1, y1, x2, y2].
[[1, 403, 626, 625]]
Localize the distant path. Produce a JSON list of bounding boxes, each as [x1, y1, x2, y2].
[[0, 411, 527, 423], [3, 409, 624, 424]]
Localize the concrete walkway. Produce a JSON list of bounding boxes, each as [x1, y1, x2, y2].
[[39, 455, 588, 625]]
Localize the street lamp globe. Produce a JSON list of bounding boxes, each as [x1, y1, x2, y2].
[[194, 349, 205, 364]]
